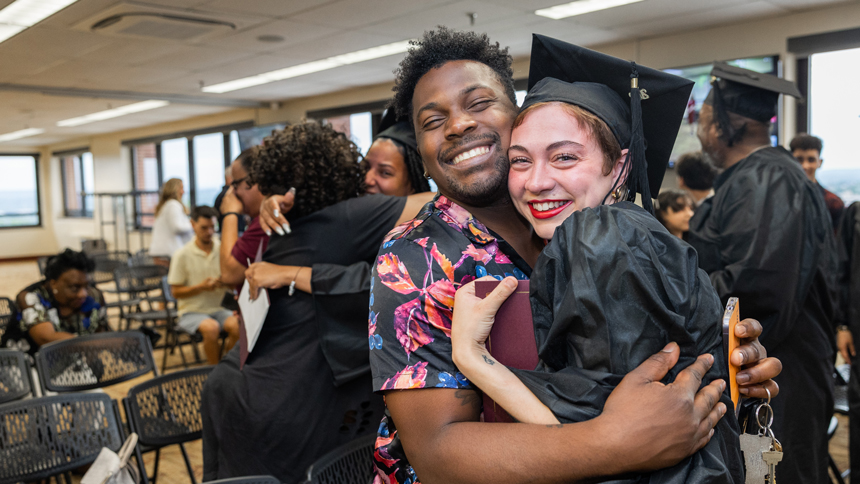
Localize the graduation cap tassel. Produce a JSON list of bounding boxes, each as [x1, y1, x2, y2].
[[629, 63, 653, 213]]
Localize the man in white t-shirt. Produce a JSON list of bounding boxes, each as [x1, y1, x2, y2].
[[168, 205, 239, 364]]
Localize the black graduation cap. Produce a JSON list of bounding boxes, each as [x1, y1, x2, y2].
[[704, 61, 801, 123], [524, 34, 694, 212], [374, 108, 417, 152]]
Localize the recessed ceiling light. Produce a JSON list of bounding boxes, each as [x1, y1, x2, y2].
[[203, 39, 414, 94], [0, 0, 80, 43], [535, 0, 644, 20], [57, 100, 170, 127], [0, 128, 45, 143]]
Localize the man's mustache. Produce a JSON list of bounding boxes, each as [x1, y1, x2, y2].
[[438, 133, 500, 164]]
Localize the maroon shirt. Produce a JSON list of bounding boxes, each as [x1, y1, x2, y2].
[[231, 217, 269, 271]]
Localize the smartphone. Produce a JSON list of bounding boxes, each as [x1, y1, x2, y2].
[[722, 297, 741, 413]]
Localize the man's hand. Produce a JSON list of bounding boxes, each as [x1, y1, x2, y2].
[[259, 188, 295, 237], [245, 262, 288, 300], [838, 329, 855, 365], [200, 277, 221, 291], [219, 186, 244, 214], [599, 343, 727, 473], [730, 318, 782, 398]]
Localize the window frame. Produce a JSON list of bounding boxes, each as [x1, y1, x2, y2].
[[0, 152, 42, 229], [125, 122, 252, 229], [56, 147, 94, 218]]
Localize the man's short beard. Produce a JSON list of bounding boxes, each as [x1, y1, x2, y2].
[[439, 137, 510, 208]]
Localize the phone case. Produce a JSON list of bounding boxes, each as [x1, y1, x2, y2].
[[722, 297, 741, 412]]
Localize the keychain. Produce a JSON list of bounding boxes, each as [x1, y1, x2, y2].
[[739, 388, 783, 483]]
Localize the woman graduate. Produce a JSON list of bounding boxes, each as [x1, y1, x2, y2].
[[451, 35, 743, 482]]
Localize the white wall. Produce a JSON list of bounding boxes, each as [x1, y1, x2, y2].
[[2, 0, 859, 258]]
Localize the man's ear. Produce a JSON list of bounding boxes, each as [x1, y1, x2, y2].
[[677, 177, 688, 190], [819, 157, 824, 167]]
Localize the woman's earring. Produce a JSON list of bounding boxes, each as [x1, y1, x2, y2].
[[424, 169, 431, 180], [53, 288, 58, 294]]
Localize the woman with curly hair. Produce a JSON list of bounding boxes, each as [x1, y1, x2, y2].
[[202, 121, 431, 483]]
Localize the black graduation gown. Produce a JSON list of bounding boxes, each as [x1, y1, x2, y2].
[[687, 146, 838, 484], [512, 202, 743, 483], [836, 202, 860, 473], [201, 195, 405, 484]]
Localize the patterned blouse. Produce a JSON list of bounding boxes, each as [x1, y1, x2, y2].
[[368, 195, 530, 484], [4, 281, 106, 356]]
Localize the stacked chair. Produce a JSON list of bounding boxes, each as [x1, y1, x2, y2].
[[302, 434, 377, 484], [0, 296, 15, 341], [0, 349, 32, 404]]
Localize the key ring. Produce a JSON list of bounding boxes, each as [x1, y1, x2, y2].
[[755, 387, 774, 432]]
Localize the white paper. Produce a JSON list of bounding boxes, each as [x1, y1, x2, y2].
[[238, 281, 269, 353]]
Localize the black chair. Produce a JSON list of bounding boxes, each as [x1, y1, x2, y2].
[[160, 275, 212, 371], [36, 256, 50, 276], [114, 265, 171, 330], [81, 238, 108, 255], [34, 331, 158, 394], [0, 349, 32, 404], [303, 434, 376, 484], [90, 250, 132, 287], [0, 296, 15, 341], [207, 477, 280, 484], [131, 249, 156, 266], [0, 392, 124, 484], [123, 365, 214, 484]]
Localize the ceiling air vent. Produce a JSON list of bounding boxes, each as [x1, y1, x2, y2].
[[73, 2, 251, 42]]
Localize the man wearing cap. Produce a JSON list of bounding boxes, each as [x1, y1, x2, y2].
[[688, 62, 840, 484], [365, 29, 781, 484]]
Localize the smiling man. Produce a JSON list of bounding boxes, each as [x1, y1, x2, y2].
[[367, 28, 781, 484]]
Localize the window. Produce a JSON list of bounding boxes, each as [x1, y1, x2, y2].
[[0, 155, 40, 228], [60, 151, 94, 217], [128, 123, 251, 228], [193, 132, 226, 208]]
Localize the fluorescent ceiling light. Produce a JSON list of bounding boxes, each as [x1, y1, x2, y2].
[[57, 100, 170, 127], [0, 0, 79, 43], [536, 0, 644, 19], [0, 128, 45, 143], [203, 39, 414, 94]]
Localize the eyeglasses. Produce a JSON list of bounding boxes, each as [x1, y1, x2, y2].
[[230, 176, 250, 189]]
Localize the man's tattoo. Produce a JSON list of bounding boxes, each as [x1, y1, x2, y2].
[[546, 424, 564, 428], [482, 354, 496, 365]]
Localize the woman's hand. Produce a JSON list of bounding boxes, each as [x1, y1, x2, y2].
[[731, 318, 782, 398], [259, 188, 295, 237], [838, 328, 855, 365], [451, 276, 517, 366], [598, 343, 727, 473], [245, 262, 289, 300], [219, 186, 243, 214]]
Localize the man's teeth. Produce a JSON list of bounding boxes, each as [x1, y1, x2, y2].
[[452, 146, 490, 165], [531, 201, 567, 212]]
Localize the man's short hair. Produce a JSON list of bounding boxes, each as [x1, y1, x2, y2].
[[391, 26, 516, 122], [45, 249, 94, 281], [789, 133, 823, 155], [235, 147, 256, 173], [190, 205, 219, 221], [675, 151, 717, 191]]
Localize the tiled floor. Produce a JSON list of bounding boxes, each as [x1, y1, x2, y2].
[[0, 259, 854, 482]]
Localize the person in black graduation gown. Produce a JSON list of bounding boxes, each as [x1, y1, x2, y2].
[[201, 121, 435, 483], [836, 202, 860, 474], [686, 63, 840, 484], [450, 35, 743, 483]]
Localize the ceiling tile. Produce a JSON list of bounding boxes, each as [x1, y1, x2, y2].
[[200, 19, 342, 53], [0, 24, 112, 60], [200, 0, 341, 18], [288, 0, 451, 29]]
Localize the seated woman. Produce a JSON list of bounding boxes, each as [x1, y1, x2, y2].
[[202, 121, 430, 483], [451, 36, 742, 481], [1, 249, 107, 357], [655, 189, 696, 239]]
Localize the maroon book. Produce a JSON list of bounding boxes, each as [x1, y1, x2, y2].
[[475, 280, 539, 423]]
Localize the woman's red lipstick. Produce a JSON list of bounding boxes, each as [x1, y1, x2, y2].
[[528, 200, 572, 219]]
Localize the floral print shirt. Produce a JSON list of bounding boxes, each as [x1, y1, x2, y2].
[[369, 195, 530, 484]]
